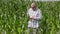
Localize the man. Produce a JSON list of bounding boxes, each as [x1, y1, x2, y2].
[[27, 2, 42, 34]]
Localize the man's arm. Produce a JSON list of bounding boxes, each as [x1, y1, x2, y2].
[[27, 9, 35, 20]]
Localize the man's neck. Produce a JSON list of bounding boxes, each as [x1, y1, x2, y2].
[[32, 8, 37, 11]]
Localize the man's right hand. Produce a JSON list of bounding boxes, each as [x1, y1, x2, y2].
[[30, 16, 34, 19]]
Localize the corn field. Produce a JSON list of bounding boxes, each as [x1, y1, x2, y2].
[[0, 0, 60, 34]]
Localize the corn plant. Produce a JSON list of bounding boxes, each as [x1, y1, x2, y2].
[[0, 0, 60, 34]]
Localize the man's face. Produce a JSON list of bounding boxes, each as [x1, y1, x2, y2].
[[31, 3, 36, 10]]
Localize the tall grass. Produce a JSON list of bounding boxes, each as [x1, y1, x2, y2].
[[0, 0, 60, 34]]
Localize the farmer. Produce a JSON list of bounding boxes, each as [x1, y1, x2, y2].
[[27, 2, 42, 34]]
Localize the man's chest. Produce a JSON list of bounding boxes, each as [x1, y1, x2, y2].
[[29, 10, 39, 17]]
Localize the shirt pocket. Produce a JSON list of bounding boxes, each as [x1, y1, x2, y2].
[[36, 14, 39, 17]]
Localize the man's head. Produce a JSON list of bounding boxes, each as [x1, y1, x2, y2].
[[31, 2, 36, 10]]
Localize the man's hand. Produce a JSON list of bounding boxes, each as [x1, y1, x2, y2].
[[30, 16, 34, 19]]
